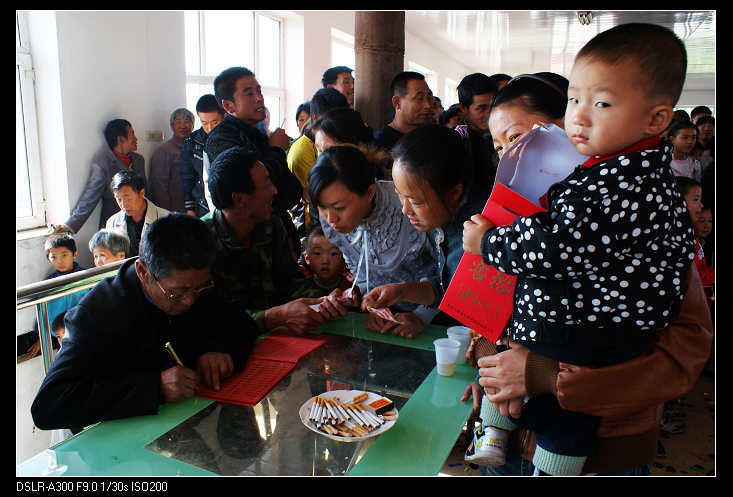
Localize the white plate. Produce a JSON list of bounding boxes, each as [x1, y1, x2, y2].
[[299, 389, 398, 442]]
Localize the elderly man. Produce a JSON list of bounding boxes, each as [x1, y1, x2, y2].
[[149, 108, 194, 213], [322, 66, 355, 108], [50, 119, 145, 234], [105, 169, 169, 257], [31, 214, 256, 431], [202, 146, 348, 335], [372, 71, 435, 152]]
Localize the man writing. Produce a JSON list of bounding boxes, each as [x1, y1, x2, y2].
[[202, 146, 348, 335], [31, 214, 256, 430], [50, 119, 145, 234]]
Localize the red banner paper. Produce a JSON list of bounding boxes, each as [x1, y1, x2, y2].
[[439, 183, 546, 342], [195, 331, 329, 406]]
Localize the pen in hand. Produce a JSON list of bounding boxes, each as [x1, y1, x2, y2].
[[165, 341, 184, 367]]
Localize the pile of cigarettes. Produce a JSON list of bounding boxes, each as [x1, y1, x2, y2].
[[306, 391, 397, 438]]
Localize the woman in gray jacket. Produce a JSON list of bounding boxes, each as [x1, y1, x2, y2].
[[307, 146, 440, 338]]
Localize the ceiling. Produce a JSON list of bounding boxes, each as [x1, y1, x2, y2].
[[405, 10, 716, 79]]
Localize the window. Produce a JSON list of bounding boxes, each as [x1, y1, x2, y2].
[[407, 61, 437, 98], [16, 12, 45, 231], [331, 28, 355, 70], [184, 11, 284, 133], [444, 78, 459, 107]]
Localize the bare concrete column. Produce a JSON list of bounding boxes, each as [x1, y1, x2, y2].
[[354, 11, 405, 132]]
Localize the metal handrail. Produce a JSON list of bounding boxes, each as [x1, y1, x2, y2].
[[16, 259, 126, 309], [16, 258, 128, 374]]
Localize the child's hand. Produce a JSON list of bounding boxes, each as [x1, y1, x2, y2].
[[463, 214, 495, 255]]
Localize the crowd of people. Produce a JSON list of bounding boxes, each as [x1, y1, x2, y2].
[[29, 22, 713, 476]]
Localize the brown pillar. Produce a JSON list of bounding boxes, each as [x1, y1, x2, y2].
[[354, 11, 405, 132]]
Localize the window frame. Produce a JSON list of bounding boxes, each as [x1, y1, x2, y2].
[[16, 11, 46, 231], [185, 10, 285, 132]]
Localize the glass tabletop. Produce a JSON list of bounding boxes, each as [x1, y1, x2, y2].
[[144, 334, 436, 476]]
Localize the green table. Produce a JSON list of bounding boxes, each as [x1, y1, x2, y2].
[[17, 313, 475, 476]]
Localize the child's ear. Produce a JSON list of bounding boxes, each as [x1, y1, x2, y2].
[[73, 250, 79, 259], [114, 252, 126, 260], [646, 104, 674, 136]]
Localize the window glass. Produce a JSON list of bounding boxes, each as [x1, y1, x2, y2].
[[257, 14, 280, 88], [16, 66, 32, 219], [202, 11, 254, 77]]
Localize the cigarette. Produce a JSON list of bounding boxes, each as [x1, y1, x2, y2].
[[334, 402, 351, 421], [328, 400, 346, 423], [352, 392, 368, 404], [325, 401, 339, 423], [347, 405, 369, 427]]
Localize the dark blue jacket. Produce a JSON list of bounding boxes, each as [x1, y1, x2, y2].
[[31, 258, 257, 430], [180, 127, 209, 216]]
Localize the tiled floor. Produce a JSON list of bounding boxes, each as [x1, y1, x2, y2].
[[438, 372, 716, 476]]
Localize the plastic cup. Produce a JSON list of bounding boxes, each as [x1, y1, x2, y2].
[[446, 326, 471, 365], [433, 338, 460, 376]]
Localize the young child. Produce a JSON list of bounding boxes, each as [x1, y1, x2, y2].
[[23, 235, 87, 358], [668, 120, 702, 181], [51, 311, 67, 343], [463, 23, 696, 475], [44, 234, 85, 279], [88, 228, 130, 267], [677, 177, 714, 288], [300, 225, 354, 295]]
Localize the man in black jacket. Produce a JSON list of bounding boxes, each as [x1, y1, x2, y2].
[[205, 66, 303, 261], [180, 94, 225, 218], [31, 214, 257, 431]]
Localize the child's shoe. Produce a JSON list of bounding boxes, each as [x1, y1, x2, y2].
[[464, 425, 509, 466]]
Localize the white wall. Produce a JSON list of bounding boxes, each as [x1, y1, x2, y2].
[[18, 11, 186, 291]]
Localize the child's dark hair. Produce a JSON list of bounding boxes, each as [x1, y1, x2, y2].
[[44, 234, 77, 256], [667, 119, 698, 139], [304, 225, 326, 252], [88, 229, 130, 258], [675, 176, 702, 197], [575, 22, 687, 106], [51, 311, 67, 334]]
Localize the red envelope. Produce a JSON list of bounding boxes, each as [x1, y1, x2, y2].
[[438, 183, 546, 342]]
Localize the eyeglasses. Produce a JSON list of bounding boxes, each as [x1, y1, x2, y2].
[[152, 274, 215, 302]]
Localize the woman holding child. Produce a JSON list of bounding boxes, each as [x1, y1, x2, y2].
[[367, 64, 712, 475]]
